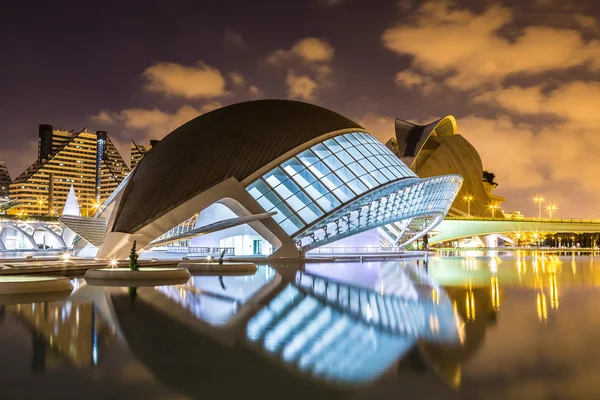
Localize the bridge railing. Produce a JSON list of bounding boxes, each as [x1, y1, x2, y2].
[[445, 216, 600, 224]]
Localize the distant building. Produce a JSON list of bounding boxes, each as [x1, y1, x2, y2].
[[10, 125, 130, 216], [388, 116, 505, 218], [0, 161, 11, 199], [130, 139, 159, 169]]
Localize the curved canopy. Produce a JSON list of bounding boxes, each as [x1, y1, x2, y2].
[[395, 115, 457, 158], [112, 100, 363, 233]]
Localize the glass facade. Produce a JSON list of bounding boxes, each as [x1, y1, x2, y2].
[[295, 175, 461, 250], [246, 131, 416, 236]]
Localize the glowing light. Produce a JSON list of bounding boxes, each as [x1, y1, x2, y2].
[[62, 253, 71, 262], [462, 194, 474, 216], [533, 195, 545, 219], [537, 292, 548, 323], [486, 202, 499, 218], [205, 255, 213, 262], [545, 203, 558, 220], [110, 258, 118, 268]]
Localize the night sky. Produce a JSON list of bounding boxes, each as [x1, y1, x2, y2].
[[1, 0, 599, 217]]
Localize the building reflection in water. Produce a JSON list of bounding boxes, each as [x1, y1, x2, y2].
[[245, 270, 463, 386], [154, 266, 277, 326], [6, 299, 115, 370]]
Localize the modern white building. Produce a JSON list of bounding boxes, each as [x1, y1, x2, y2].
[[59, 100, 462, 259]]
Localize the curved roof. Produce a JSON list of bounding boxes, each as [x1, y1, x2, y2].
[[112, 100, 364, 233], [395, 115, 457, 158]]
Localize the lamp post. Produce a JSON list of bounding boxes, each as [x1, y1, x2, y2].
[[36, 197, 46, 216], [533, 195, 545, 219], [487, 203, 499, 219], [546, 203, 558, 220], [462, 194, 474, 217]]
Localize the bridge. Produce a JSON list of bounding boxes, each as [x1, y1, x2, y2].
[[430, 216, 600, 245]]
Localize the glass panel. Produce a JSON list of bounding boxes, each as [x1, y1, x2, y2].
[[312, 143, 331, 159], [348, 162, 367, 177], [347, 147, 364, 161], [247, 179, 269, 199], [332, 166, 356, 183], [264, 167, 288, 188], [321, 172, 344, 191], [371, 170, 388, 184], [333, 185, 354, 202], [286, 190, 315, 212], [272, 202, 294, 221], [346, 133, 361, 145], [315, 192, 341, 212], [334, 135, 351, 148], [297, 149, 319, 167], [290, 167, 317, 188], [307, 161, 332, 179], [358, 158, 377, 172], [305, 180, 330, 200], [334, 150, 355, 165], [359, 173, 379, 189], [282, 157, 305, 176], [256, 190, 281, 212], [322, 154, 344, 171], [348, 179, 367, 195], [273, 178, 302, 200], [324, 138, 342, 153], [355, 144, 373, 157], [370, 156, 384, 169], [297, 203, 324, 223], [281, 216, 304, 234]]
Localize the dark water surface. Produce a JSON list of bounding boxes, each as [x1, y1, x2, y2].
[[1, 251, 600, 400]]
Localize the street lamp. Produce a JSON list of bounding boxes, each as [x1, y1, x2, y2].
[[487, 202, 499, 219], [36, 197, 46, 215], [533, 195, 545, 219], [546, 203, 558, 220], [462, 194, 475, 217]]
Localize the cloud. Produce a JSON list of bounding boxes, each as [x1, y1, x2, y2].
[[97, 105, 203, 141], [249, 85, 265, 99], [228, 72, 245, 86], [286, 71, 318, 101], [142, 61, 227, 98], [267, 37, 335, 65], [473, 81, 600, 128], [91, 110, 114, 124], [457, 114, 600, 217], [268, 37, 335, 100], [395, 70, 438, 94], [356, 112, 396, 144], [382, 1, 600, 89]]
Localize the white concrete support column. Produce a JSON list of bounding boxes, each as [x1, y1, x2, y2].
[[98, 177, 298, 260]]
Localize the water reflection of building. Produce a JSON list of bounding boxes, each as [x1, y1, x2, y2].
[[8, 300, 115, 370], [418, 286, 497, 388]]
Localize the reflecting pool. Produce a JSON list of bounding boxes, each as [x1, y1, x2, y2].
[[1, 252, 600, 399]]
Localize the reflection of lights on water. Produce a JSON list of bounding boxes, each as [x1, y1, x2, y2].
[[549, 273, 559, 310], [491, 275, 500, 311], [537, 292, 548, 323], [465, 290, 475, 321], [453, 300, 466, 345]]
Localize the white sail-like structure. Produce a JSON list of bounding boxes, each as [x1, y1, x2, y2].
[[61, 185, 81, 216]]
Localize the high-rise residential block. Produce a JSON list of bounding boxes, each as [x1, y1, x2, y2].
[[10, 125, 130, 216]]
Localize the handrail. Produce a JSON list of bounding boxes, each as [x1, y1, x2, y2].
[[445, 216, 600, 224]]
